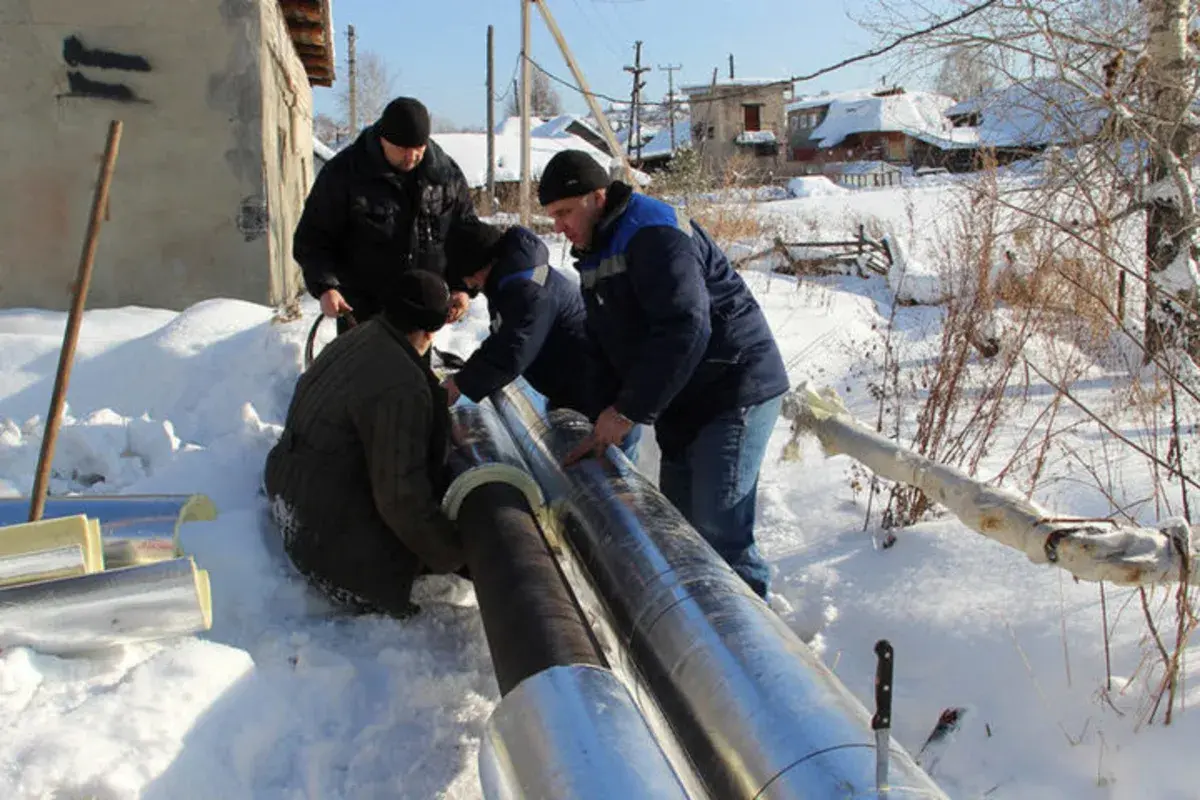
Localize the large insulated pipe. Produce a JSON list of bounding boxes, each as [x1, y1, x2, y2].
[[442, 400, 691, 799], [0, 556, 212, 655], [491, 379, 949, 800], [0, 494, 218, 568], [479, 664, 692, 800], [443, 401, 602, 693]]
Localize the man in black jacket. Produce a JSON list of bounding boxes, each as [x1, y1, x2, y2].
[[294, 96, 478, 333], [441, 219, 641, 460]]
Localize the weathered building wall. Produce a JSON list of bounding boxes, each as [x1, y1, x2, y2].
[[687, 85, 789, 178], [0, 0, 312, 311], [260, 0, 312, 308]]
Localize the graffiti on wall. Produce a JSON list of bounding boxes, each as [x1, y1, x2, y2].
[[60, 35, 151, 103]]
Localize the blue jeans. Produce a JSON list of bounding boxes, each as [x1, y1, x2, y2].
[[658, 395, 783, 598]]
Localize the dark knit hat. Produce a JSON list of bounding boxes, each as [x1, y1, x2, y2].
[[384, 269, 450, 333], [537, 150, 611, 206], [445, 219, 505, 285], [378, 97, 431, 147]]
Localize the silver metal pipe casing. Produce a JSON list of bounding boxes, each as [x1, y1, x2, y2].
[[491, 380, 948, 800], [442, 401, 545, 520], [478, 663, 692, 800], [0, 557, 211, 656], [0, 545, 88, 586], [0, 494, 218, 568]]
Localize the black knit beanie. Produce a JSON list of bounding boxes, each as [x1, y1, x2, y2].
[[445, 219, 505, 286], [384, 269, 450, 333], [538, 150, 611, 206], [379, 97, 431, 147]]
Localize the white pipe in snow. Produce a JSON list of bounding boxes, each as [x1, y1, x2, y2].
[[782, 383, 1197, 587]]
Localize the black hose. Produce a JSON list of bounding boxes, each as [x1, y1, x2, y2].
[[457, 481, 605, 696]]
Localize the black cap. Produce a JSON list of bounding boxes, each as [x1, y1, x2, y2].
[[383, 269, 450, 333], [379, 97, 431, 147], [446, 219, 505, 286], [538, 150, 611, 206]]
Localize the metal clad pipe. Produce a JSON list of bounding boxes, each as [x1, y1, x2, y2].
[[0, 494, 218, 568], [0, 545, 88, 587], [491, 380, 948, 800], [478, 664, 692, 800], [0, 556, 212, 655]]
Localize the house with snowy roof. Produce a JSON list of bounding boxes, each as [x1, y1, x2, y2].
[[944, 79, 1108, 164], [0, 0, 334, 311], [785, 86, 977, 173], [680, 78, 794, 176]]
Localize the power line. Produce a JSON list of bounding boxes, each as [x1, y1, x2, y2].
[[527, 55, 666, 107], [680, 0, 1001, 104], [493, 53, 523, 104], [521, 0, 998, 126]]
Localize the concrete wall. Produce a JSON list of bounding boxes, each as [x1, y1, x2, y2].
[[0, 0, 311, 311], [259, 0, 313, 308], [687, 85, 789, 178]]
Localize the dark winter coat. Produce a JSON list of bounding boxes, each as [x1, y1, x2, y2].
[[293, 125, 478, 322], [263, 318, 463, 617], [571, 182, 790, 457], [453, 226, 618, 419]]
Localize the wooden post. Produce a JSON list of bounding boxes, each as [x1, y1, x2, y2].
[[29, 120, 123, 522], [487, 24, 496, 215], [659, 63, 681, 155], [532, 0, 635, 184], [519, 0, 532, 225], [347, 25, 358, 135]]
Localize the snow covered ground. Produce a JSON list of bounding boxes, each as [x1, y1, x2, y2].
[[1, 178, 1198, 799]]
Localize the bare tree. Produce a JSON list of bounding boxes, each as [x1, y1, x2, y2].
[[860, 0, 1199, 357], [312, 113, 341, 144], [337, 50, 398, 132], [505, 69, 564, 119], [933, 44, 998, 99]]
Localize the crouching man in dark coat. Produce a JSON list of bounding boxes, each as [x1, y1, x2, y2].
[[264, 269, 463, 619]]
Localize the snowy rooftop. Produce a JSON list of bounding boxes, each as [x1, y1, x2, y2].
[[680, 78, 792, 94], [945, 80, 1107, 147], [493, 115, 547, 136], [312, 138, 337, 164], [529, 114, 606, 142], [795, 89, 979, 150], [637, 119, 693, 160]]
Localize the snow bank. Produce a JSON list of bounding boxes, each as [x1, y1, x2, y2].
[[787, 175, 848, 199], [884, 232, 944, 305], [0, 299, 501, 798]]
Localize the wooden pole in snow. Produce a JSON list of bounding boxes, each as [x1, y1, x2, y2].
[[531, 0, 636, 185], [519, 0, 532, 225], [29, 120, 123, 522], [486, 24, 496, 215], [780, 383, 1198, 587]]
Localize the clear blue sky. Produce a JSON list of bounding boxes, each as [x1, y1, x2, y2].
[[312, 0, 924, 130]]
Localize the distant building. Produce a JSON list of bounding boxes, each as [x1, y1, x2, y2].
[[680, 79, 794, 177], [0, 0, 334, 311], [785, 87, 976, 173]]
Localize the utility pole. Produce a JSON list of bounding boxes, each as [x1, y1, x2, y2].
[[624, 40, 648, 165], [486, 25, 496, 214], [531, 0, 635, 184], [728, 52, 735, 80], [658, 63, 681, 154], [519, 0, 532, 225], [347, 25, 358, 137]]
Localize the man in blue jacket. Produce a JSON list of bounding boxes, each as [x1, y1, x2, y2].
[[537, 150, 790, 598], [441, 219, 640, 460]]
